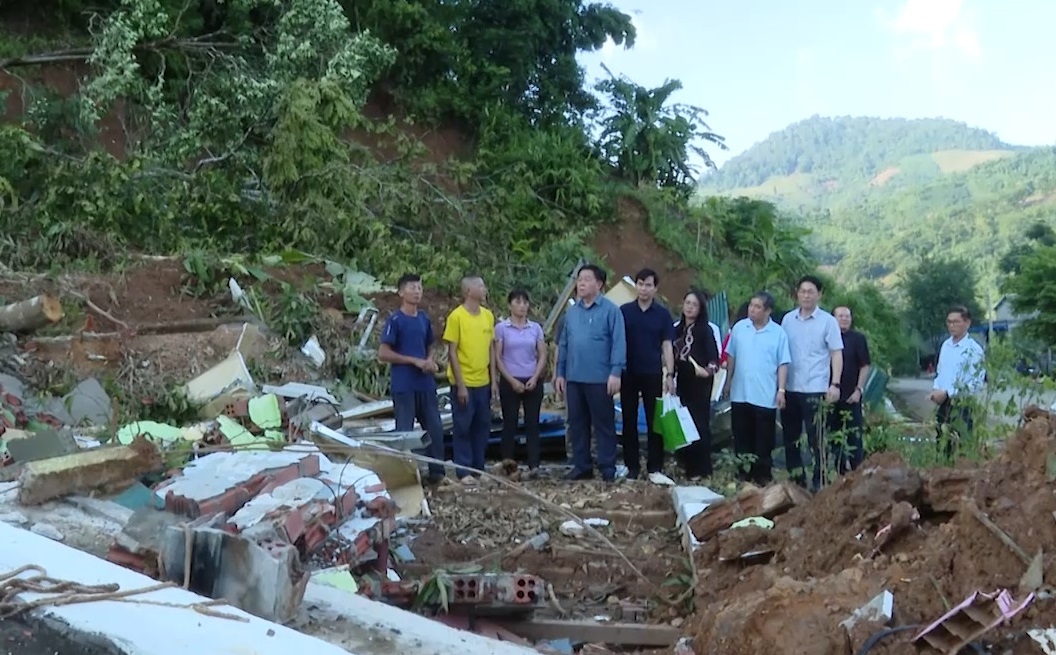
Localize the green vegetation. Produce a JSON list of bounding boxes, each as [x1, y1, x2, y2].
[[698, 115, 1056, 306], [1002, 222, 1056, 346], [0, 0, 915, 386]]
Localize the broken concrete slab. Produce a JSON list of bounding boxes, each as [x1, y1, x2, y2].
[[840, 590, 894, 632], [4, 427, 78, 464], [153, 450, 320, 518], [0, 372, 26, 399], [22, 395, 75, 427], [671, 485, 723, 551], [63, 377, 113, 426], [66, 495, 135, 526], [300, 580, 540, 655], [263, 382, 339, 405], [18, 439, 162, 505], [0, 520, 351, 654], [159, 521, 309, 624]]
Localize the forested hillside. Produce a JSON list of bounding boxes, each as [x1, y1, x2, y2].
[[0, 0, 920, 370], [700, 115, 1016, 199], [697, 115, 1056, 298]]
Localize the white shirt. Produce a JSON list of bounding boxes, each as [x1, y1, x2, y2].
[[708, 321, 722, 357], [933, 335, 985, 397]]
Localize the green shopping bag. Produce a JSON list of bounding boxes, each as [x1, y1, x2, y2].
[[655, 395, 688, 452]]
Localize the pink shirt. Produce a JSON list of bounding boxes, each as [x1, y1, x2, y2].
[[495, 319, 543, 379]]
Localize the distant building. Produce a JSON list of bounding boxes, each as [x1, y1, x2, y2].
[[986, 295, 1038, 333]]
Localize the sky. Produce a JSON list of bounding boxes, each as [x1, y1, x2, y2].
[[577, 0, 1056, 167]]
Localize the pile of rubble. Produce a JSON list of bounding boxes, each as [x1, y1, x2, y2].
[[685, 406, 1056, 655]]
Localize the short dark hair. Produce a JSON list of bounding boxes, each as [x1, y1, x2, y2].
[[507, 288, 530, 304], [797, 275, 824, 293], [948, 305, 972, 321], [578, 264, 607, 286], [397, 273, 421, 290], [634, 268, 658, 286], [751, 291, 775, 311]]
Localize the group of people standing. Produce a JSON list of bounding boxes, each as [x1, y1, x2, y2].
[[376, 266, 880, 489], [721, 277, 872, 490]]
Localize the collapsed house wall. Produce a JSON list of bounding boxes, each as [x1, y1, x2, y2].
[[0, 521, 353, 655]]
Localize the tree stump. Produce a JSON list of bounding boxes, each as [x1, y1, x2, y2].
[[0, 294, 63, 333]]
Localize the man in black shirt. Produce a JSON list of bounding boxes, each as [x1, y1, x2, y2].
[[830, 306, 871, 472], [620, 268, 676, 484]]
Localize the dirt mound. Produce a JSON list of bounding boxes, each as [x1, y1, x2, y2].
[[690, 407, 1056, 655], [591, 195, 696, 302]]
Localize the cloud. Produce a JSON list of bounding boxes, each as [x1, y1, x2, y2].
[[599, 13, 654, 61], [880, 0, 982, 61]]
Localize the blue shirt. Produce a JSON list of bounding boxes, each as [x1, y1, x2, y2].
[[620, 301, 676, 375], [726, 318, 792, 409], [781, 307, 843, 394], [380, 310, 437, 394], [557, 296, 627, 383]]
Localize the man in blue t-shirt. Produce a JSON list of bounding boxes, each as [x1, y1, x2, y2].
[[378, 273, 446, 483]]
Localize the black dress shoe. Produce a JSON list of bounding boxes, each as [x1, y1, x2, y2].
[[564, 469, 594, 481]]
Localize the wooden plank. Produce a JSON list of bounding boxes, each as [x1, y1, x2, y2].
[[338, 386, 451, 420], [497, 618, 680, 647]]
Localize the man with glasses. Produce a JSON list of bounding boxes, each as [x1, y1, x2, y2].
[[928, 305, 985, 459], [780, 275, 843, 491]]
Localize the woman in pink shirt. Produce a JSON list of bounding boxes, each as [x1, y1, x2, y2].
[[493, 289, 548, 474]]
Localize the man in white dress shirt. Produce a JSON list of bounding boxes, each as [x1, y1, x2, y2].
[[928, 305, 985, 459]]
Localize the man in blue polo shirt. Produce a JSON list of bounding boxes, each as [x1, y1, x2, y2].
[[555, 264, 626, 482], [722, 291, 791, 486], [377, 273, 446, 484], [619, 268, 676, 484]]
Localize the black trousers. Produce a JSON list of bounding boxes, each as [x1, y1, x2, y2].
[[828, 401, 864, 473], [620, 372, 664, 475], [936, 398, 974, 460], [731, 402, 776, 485], [781, 392, 827, 489], [676, 378, 713, 478], [498, 376, 544, 469]]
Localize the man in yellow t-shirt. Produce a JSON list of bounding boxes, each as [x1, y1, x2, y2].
[[443, 276, 495, 483]]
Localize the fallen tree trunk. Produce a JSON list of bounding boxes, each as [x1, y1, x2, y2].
[[689, 482, 811, 542], [0, 294, 63, 333]]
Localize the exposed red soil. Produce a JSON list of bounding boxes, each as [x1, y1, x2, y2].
[[591, 195, 696, 305], [688, 407, 1056, 655]]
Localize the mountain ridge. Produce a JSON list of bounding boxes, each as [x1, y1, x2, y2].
[[700, 115, 1023, 196]]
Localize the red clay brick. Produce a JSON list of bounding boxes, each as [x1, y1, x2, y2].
[[365, 497, 396, 520], [362, 482, 386, 494], [298, 455, 321, 477], [301, 521, 330, 552], [339, 489, 358, 517], [279, 508, 306, 543]]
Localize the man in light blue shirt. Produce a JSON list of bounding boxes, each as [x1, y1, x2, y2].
[[555, 264, 627, 482], [722, 291, 791, 486], [780, 275, 844, 490], [929, 305, 985, 458]]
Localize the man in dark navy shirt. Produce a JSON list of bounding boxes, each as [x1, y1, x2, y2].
[[619, 268, 676, 483], [829, 306, 871, 474], [378, 273, 446, 484]]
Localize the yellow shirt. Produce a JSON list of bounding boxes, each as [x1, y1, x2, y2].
[[443, 305, 495, 387]]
